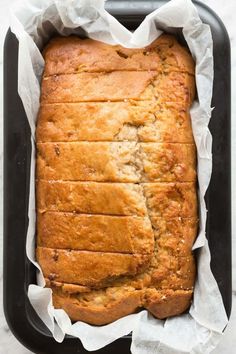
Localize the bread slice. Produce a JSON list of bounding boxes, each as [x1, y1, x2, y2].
[[43, 34, 195, 76], [37, 142, 196, 182], [37, 101, 194, 143], [37, 213, 154, 254], [41, 71, 195, 106], [37, 180, 147, 216], [37, 180, 197, 218], [37, 247, 151, 287]]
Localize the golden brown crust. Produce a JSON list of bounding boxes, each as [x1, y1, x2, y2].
[[37, 34, 197, 324], [37, 247, 151, 287], [38, 213, 154, 254], [37, 142, 196, 182], [51, 284, 142, 325], [143, 288, 193, 319], [41, 71, 195, 106], [37, 102, 194, 143], [45, 279, 193, 324], [43, 34, 195, 76]]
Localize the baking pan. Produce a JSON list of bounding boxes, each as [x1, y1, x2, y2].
[[3, 0, 231, 353]]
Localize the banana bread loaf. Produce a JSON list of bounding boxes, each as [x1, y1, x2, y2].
[[36, 34, 197, 325]]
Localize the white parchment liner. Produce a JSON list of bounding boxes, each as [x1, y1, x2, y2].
[[9, 0, 229, 352]]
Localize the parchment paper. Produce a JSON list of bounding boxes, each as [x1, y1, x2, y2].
[[9, 0, 229, 352]]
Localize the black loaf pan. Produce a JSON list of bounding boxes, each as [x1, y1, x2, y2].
[[3, 0, 231, 353]]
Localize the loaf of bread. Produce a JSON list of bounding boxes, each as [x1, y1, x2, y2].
[[36, 34, 197, 325]]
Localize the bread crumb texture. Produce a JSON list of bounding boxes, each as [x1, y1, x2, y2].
[[36, 34, 197, 325]]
